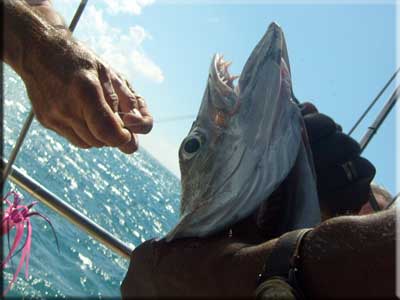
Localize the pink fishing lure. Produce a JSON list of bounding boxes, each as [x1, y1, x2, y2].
[[1, 191, 59, 295]]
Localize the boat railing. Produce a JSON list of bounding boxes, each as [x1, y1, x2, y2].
[[2, 158, 133, 259], [2, 0, 399, 261], [2, 0, 136, 261]]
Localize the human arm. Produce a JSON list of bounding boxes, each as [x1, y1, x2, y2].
[[121, 207, 396, 298], [300, 207, 395, 299], [24, 0, 67, 29], [2, 0, 153, 153]]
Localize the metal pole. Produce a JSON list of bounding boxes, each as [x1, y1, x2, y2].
[[2, 0, 134, 259], [2, 159, 133, 259], [69, 0, 88, 32], [349, 67, 400, 136], [359, 85, 399, 152], [2, 112, 35, 180], [359, 85, 399, 212], [386, 192, 399, 209], [2, 0, 89, 182]]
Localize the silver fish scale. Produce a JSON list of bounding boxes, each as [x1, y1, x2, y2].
[[166, 22, 321, 242]]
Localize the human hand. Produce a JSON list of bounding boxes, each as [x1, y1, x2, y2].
[[20, 32, 153, 153], [121, 234, 277, 298], [299, 103, 376, 218]]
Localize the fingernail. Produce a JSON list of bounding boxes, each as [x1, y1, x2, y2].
[[132, 108, 142, 117]]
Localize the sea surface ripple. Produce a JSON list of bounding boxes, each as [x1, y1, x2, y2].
[[2, 65, 181, 298]]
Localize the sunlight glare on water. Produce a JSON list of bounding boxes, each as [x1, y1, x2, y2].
[[2, 65, 181, 298]]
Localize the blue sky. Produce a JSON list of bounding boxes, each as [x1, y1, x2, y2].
[[55, 0, 398, 195]]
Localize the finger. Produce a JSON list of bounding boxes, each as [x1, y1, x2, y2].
[[33, 100, 92, 149], [99, 64, 119, 112], [78, 74, 132, 147], [122, 107, 153, 134], [129, 96, 153, 134], [110, 74, 153, 134], [299, 102, 318, 116], [303, 113, 338, 144], [41, 92, 105, 148], [118, 132, 139, 154], [122, 96, 153, 134], [110, 72, 137, 113], [51, 121, 91, 149], [70, 121, 105, 148]]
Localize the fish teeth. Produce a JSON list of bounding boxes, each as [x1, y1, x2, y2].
[[216, 55, 236, 89], [217, 56, 225, 67], [223, 61, 232, 71]]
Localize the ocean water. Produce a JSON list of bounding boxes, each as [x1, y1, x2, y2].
[[2, 65, 181, 298]]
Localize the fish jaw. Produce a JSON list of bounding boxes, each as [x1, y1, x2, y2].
[[176, 53, 245, 216], [166, 22, 317, 242], [237, 22, 294, 148], [239, 22, 284, 97]]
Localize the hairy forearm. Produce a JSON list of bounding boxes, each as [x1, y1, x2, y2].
[[300, 208, 396, 298], [2, 0, 93, 86], [2, 0, 71, 78], [120, 207, 395, 297], [26, 0, 67, 28], [236, 208, 395, 298]]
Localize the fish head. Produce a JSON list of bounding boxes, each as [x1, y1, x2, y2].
[[170, 22, 318, 240], [179, 22, 290, 209], [178, 52, 242, 213]]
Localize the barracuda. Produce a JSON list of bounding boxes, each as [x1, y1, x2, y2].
[[166, 22, 321, 241]]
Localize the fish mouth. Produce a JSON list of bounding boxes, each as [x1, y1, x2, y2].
[[214, 54, 239, 94], [208, 54, 240, 116], [209, 22, 288, 120], [212, 21, 284, 95]]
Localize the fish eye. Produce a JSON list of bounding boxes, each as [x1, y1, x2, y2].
[[184, 137, 201, 154]]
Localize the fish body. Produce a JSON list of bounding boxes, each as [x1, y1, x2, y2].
[[166, 23, 320, 241]]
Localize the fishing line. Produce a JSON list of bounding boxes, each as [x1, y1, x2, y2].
[[118, 111, 196, 125], [348, 67, 400, 136], [120, 66, 400, 127], [155, 115, 197, 123]]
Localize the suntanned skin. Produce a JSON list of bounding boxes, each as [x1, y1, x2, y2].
[[301, 208, 395, 299], [121, 207, 395, 298], [23, 0, 66, 28], [2, 0, 153, 153]]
